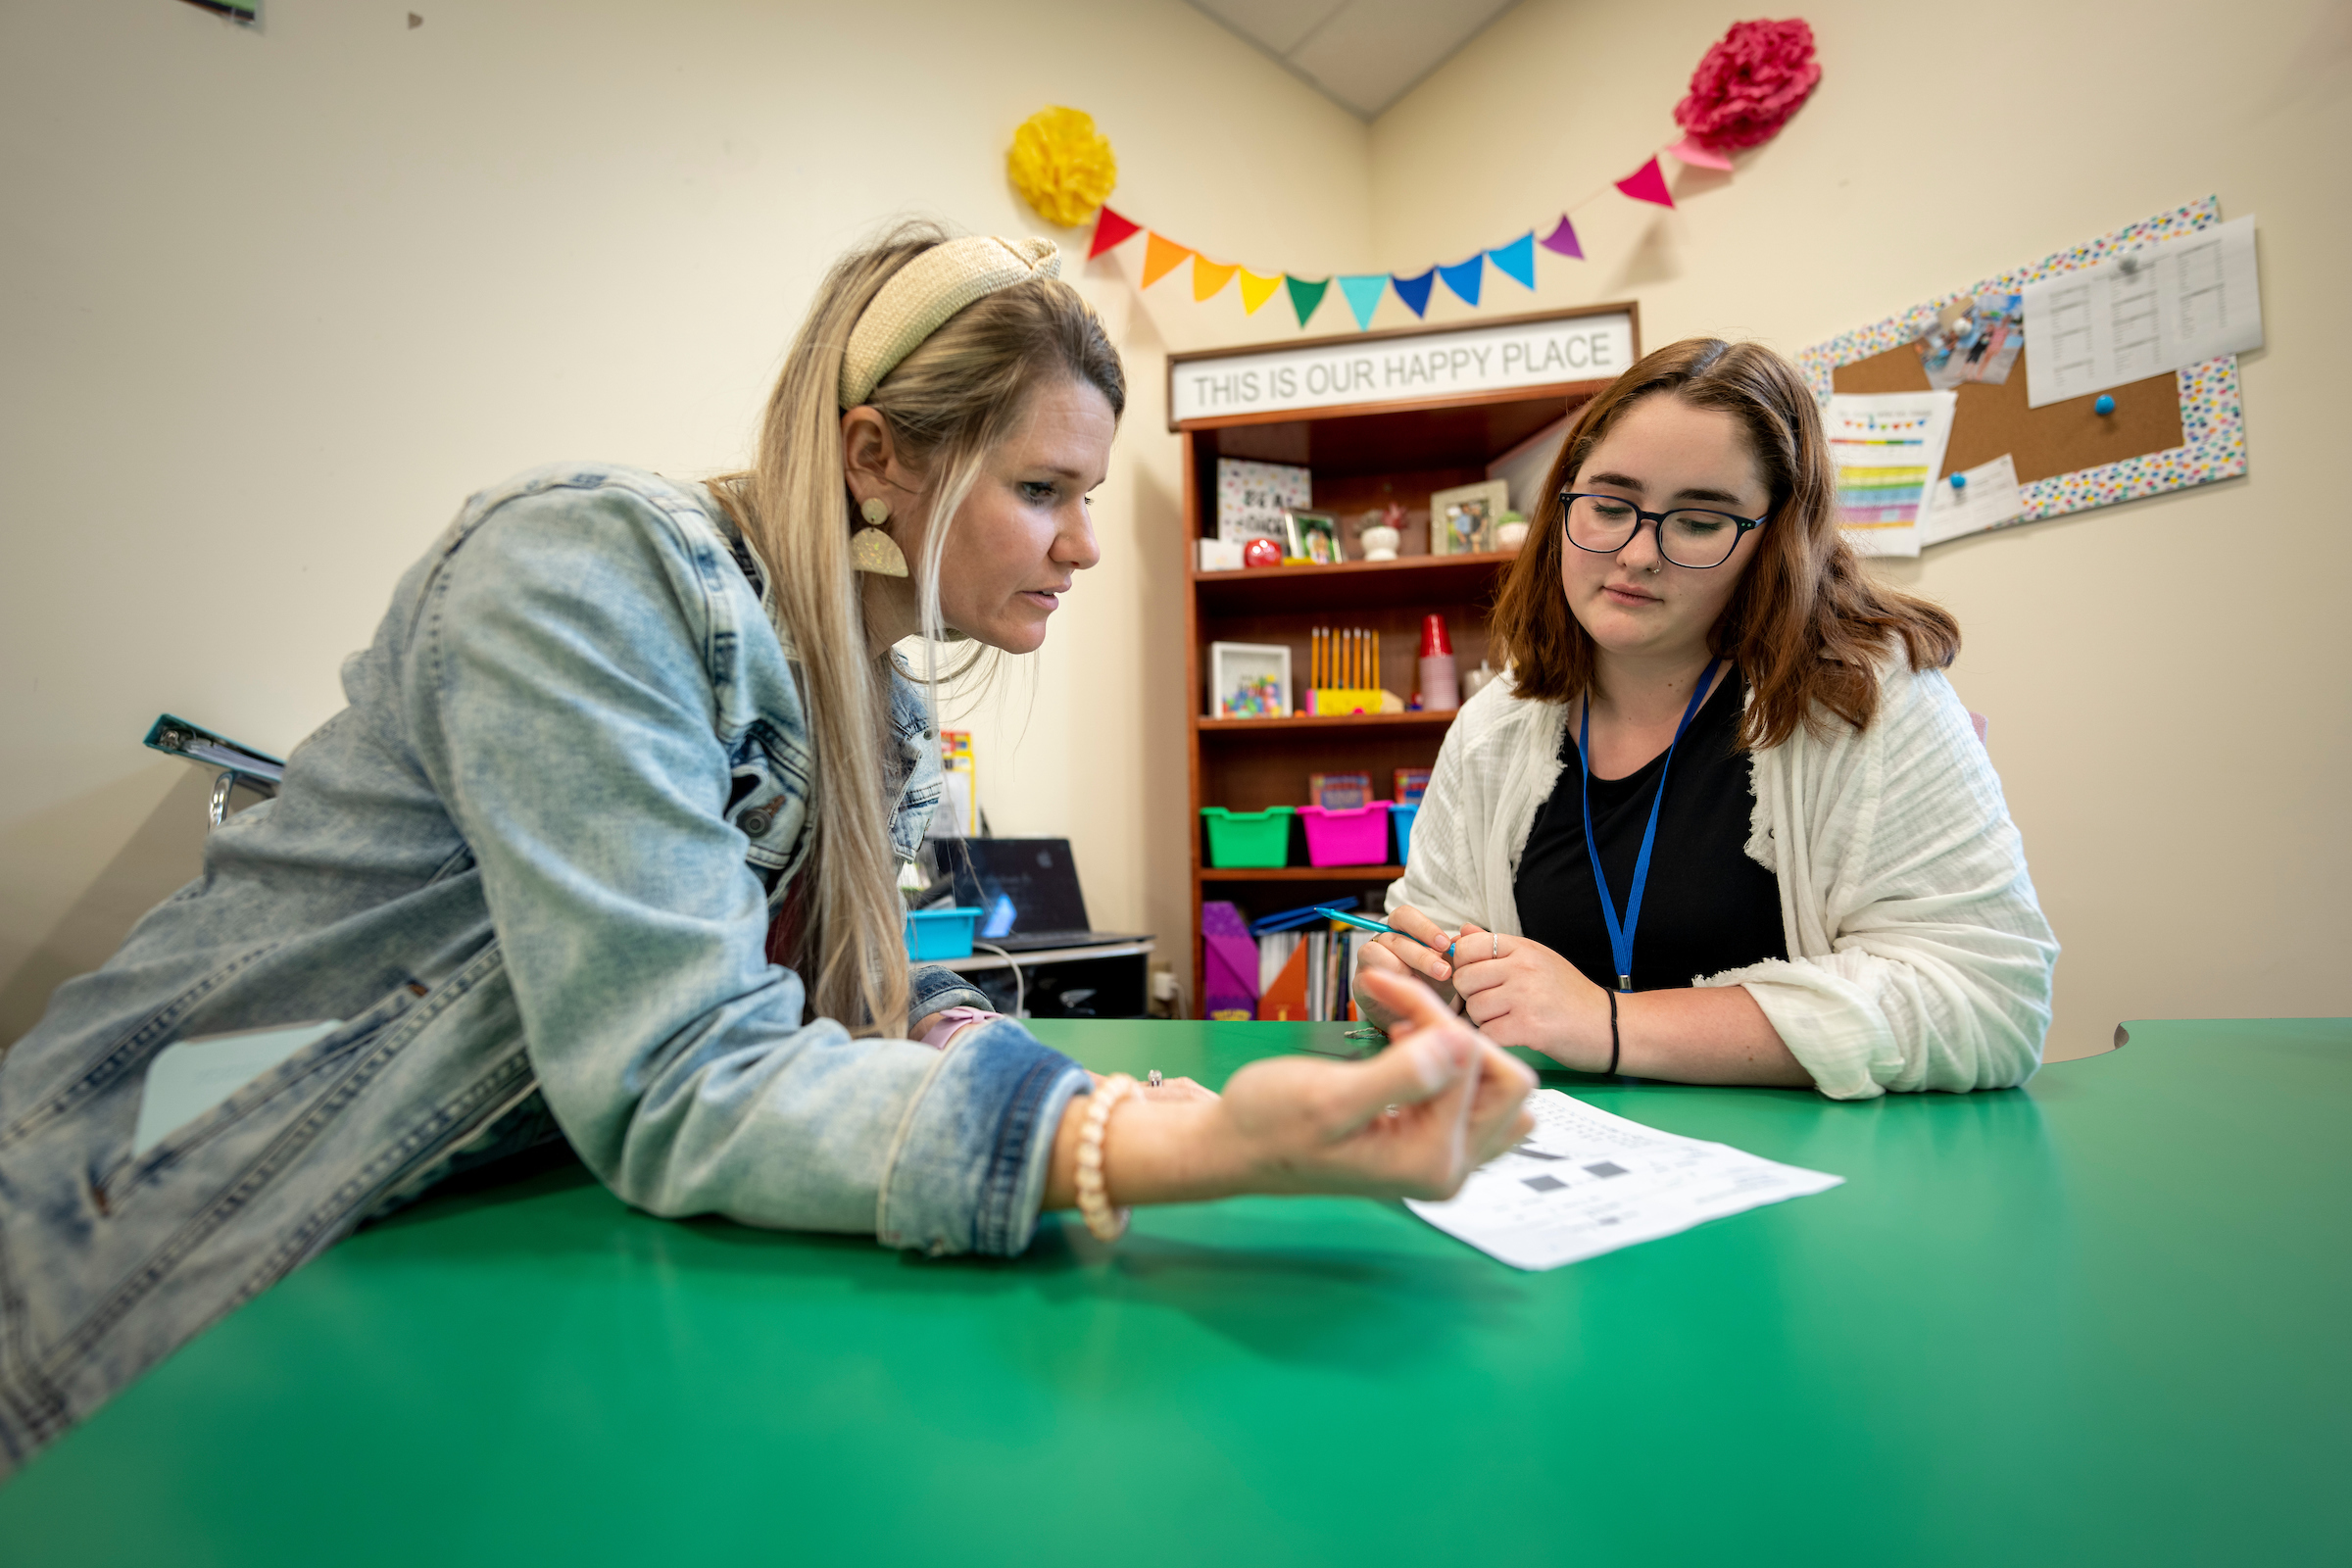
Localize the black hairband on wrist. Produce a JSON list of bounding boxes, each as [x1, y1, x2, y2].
[[1606, 989, 1622, 1076]]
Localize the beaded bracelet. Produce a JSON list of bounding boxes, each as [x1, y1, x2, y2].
[[1075, 1073, 1138, 1243]]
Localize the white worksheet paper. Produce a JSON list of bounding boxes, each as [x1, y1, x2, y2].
[[1918, 453, 2025, 547], [2021, 214, 2261, 408], [1405, 1090, 1842, 1271]]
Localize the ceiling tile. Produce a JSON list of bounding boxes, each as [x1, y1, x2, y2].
[[1186, 0, 1351, 58], [1188, 0, 1522, 120], [1288, 0, 1522, 118]]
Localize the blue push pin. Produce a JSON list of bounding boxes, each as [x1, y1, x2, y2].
[[2094, 394, 2117, 416], [1949, 472, 1968, 490]]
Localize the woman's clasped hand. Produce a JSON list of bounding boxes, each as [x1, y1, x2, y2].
[[1357, 905, 1611, 1072]]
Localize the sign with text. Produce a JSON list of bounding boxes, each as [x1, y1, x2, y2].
[[1169, 309, 1637, 426]]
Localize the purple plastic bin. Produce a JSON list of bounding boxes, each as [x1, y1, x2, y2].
[[1201, 900, 1259, 1016], [1297, 802, 1394, 867]]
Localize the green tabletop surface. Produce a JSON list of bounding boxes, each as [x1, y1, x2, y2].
[[2, 1017, 2345, 1565]]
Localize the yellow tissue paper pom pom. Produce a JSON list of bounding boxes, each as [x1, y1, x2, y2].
[[1007, 106, 1117, 229]]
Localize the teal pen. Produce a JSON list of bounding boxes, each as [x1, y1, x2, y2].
[[1312, 905, 1456, 959]]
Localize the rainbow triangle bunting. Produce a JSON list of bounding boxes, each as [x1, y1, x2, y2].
[[1286, 275, 1331, 327], [1102, 138, 1722, 333], [1141, 232, 1193, 288], [1664, 136, 1733, 172], [1391, 269, 1436, 318], [1437, 255, 1484, 308], [1487, 233, 1536, 290], [1238, 270, 1283, 316], [1338, 274, 1389, 330], [1191, 256, 1239, 301], [1615, 157, 1674, 208], [1088, 205, 1142, 260]]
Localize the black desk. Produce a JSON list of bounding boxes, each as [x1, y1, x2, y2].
[[935, 937, 1155, 1018]]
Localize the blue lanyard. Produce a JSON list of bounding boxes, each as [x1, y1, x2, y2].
[[1578, 659, 1722, 993]]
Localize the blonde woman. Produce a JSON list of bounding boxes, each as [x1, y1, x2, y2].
[[0, 225, 1533, 1475]]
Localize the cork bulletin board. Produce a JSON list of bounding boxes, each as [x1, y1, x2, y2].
[[1798, 197, 2248, 529]]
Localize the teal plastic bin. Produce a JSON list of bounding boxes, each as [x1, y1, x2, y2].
[[1200, 806, 1294, 868], [1392, 802, 1420, 864], [905, 906, 983, 960]]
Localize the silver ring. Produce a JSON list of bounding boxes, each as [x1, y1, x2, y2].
[[1147, 1069, 1162, 1090], [1492, 932, 1500, 958]]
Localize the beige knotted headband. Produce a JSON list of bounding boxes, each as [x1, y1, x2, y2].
[[838, 235, 1062, 408]]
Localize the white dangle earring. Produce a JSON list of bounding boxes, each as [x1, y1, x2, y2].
[[851, 495, 909, 577]]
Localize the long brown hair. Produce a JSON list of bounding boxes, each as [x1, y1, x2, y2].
[[1490, 337, 1958, 748], [709, 221, 1124, 1036]]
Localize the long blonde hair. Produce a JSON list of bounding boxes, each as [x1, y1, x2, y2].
[[711, 221, 1124, 1036]]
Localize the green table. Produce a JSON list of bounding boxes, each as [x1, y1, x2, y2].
[[2, 1019, 2344, 1565]]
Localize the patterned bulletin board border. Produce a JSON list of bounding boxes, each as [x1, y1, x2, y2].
[[1797, 196, 2247, 528]]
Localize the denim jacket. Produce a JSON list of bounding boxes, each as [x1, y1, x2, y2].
[[0, 464, 1090, 1476]]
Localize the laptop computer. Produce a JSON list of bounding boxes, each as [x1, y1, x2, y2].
[[940, 838, 1150, 954]]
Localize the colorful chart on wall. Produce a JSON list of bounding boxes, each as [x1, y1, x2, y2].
[[1798, 197, 2253, 544]]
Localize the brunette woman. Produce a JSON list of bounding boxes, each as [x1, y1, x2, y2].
[[1355, 339, 2056, 1098]]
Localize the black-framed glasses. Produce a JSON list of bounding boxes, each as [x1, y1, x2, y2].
[[1559, 491, 1767, 569]]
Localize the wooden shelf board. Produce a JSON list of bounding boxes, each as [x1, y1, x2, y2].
[[1193, 551, 1517, 616], [1191, 550, 1513, 589], [1198, 865, 1405, 881], [1195, 710, 1455, 734]]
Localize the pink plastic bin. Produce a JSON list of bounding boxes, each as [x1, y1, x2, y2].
[[1297, 802, 1394, 867]]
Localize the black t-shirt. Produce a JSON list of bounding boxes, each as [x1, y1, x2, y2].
[[1512, 669, 1787, 991]]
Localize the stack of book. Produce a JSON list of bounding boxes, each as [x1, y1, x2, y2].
[[1254, 927, 1368, 1022]]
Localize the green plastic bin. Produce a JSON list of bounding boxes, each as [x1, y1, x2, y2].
[[1200, 806, 1294, 868]]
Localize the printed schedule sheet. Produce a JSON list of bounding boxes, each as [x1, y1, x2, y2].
[[1407, 1090, 1843, 1271]]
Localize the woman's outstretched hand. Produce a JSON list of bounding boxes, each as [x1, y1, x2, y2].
[[1043, 966, 1536, 1213], [1215, 966, 1536, 1200]]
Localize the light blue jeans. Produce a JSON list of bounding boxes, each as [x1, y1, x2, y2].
[[0, 465, 1089, 1477]]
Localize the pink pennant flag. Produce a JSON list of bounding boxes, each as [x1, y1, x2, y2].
[[1538, 216, 1584, 260], [1665, 136, 1733, 172], [1615, 156, 1675, 208]]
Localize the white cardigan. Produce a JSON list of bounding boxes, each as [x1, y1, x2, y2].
[[1389, 662, 2058, 1099]]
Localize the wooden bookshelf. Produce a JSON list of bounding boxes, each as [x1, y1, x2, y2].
[[1200, 862, 1407, 879], [1176, 306, 1637, 1013], [1194, 710, 1457, 734]]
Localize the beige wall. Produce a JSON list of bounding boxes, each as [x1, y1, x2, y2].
[[7, 0, 2347, 1057], [0, 0, 1367, 1037], [1373, 0, 2352, 1055]]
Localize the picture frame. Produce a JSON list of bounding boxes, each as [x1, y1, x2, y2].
[[1282, 509, 1341, 564], [1216, 458, 1311, 546], [1429, 479, 1508, 556], [1207, 641, 1292, 718]]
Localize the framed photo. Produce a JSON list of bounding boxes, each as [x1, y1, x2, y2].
[[1207, 641, 1292, 718], [1429, 479, 1509, 556], [1282, 509, 1341, 564], [1216, 459, 1310, 546]]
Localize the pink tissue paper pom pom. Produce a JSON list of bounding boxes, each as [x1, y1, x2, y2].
[[1673, 18, 1823, 153]]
